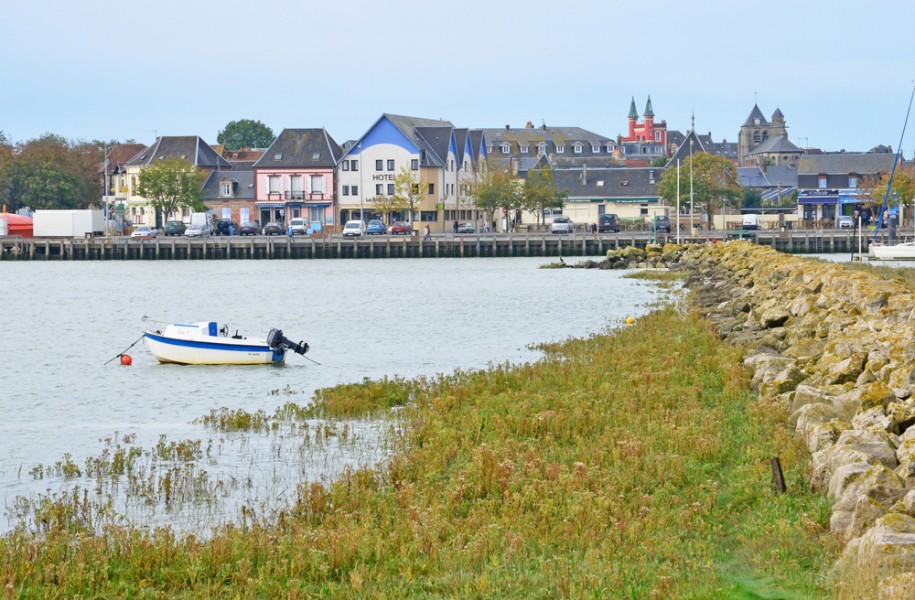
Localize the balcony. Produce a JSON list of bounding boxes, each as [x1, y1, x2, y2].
[[285, 191, 305, 200]]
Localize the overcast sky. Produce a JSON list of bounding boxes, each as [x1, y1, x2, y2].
[[3, 0, 914, 154]]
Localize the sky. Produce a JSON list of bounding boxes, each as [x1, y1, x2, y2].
[[3, 0, 914, 155]]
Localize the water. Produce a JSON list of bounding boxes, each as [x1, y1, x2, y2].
[[0, 257, 668, 532]]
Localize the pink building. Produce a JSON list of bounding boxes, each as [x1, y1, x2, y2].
[[253, 129, 343, 230]]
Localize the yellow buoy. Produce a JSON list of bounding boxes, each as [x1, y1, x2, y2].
[[625, 316, 635, 325]]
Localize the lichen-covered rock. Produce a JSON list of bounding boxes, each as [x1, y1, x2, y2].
[[811, 429, 899, 492], [840, 513, 915, 574], [827, 352, 869, 385], [852, 407, 894, 433], [878, 571, 915, 600]]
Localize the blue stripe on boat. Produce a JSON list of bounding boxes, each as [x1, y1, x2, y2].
[[145, 332, 273, 353]]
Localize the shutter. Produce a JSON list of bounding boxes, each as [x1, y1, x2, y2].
[[305, 176, 312, 194]]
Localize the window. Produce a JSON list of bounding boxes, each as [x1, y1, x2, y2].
[[427, 183, 435, 195], [557, 145, 565, 154], [520, 145, 529, 154], [269, 175, 282, 194], [450, 159, 454, 171], [274, 153, 283, 160], [352, 185, 358, 195], [221, 183, 232, 197], [350, 159, 358, 171], [375, 159, 383, 171], [387, 159, 395, 171], [411, 159, 419, 170], [290, 175, 305, 199], [849, 175, 858, 188], [342, 161, 350, 171], [762, 131, 769, 141], [573, 143, 582, 154], [753, 130, 760, 143], [387, 183, 395, 195], [537, 143, 546, 156], [501, 143, 511, 154], [592, 145, 600, 153], [342, 185, 350, 196], [655, 131, 662, 142], [818, 175, 827, 189], [310, 175, 326, 194], [376, 184, 384, 195], [420, 211, 438, 222]]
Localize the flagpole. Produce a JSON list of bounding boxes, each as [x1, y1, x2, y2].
[[676, 159, 681, 244]]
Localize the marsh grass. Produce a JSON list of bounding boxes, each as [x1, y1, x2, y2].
[[1, 306, 839, 597], [840, 261, 915, 287]]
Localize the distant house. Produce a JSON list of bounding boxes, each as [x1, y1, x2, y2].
[[123, 136, 231, 227], [200, 169, 255, 226], [796, 153, 897, 223], [336, 114, 461, 228], [253, 129, 343, 228], [101, 142, 146, 208], [737, 165, 797, 205], [618, 96, 668, 163], [482, 123, 617, 173], [667, 130, 737, 164]]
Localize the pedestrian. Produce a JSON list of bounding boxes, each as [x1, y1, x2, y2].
[[287, 223, 293, 238], [423, 224, 431, 240], [453, 220, 458, 233]]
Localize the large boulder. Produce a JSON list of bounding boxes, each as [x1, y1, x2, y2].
[[840, 513, 915, 575], [811, 429, 898, 492]]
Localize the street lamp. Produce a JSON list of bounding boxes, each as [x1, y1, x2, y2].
[[357, 143, 364, 223]]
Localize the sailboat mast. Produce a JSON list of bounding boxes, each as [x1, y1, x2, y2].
[[874, 85, 915, 241]]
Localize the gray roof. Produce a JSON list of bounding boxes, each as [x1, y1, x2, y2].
[[743, 104, 769, 127], [667, 130, 736, 165], [126, 136, 231, 168], [483, 126, 611, 148], [384, 114, 454, 167], [797, 153, 897, 175], [253, 128, 342, 168], [737, 166, 798, 188], [416, 126, 453, 167], [747, 135, 800, 155], [541, 166, 664, 201], [200, 169, 255, 201]]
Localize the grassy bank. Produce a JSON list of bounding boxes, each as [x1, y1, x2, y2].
[[2, 305, 838, 597]]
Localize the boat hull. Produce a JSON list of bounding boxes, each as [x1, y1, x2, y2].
[[869, 242, 915, 260], [144, 331, 285, 365]]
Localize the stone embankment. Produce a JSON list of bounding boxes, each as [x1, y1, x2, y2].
[[680, 241, 915, 592], [552, 243, 687, 270]]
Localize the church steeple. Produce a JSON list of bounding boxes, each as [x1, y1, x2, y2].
[[644, 95, 654, 118], [628, 97, 639, 119]]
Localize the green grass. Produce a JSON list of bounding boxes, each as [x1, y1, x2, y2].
[[1, 306, 838, 597]]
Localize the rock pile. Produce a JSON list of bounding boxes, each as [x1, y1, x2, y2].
[[551, 243, 688, 270], [681, 241, 915, 589]]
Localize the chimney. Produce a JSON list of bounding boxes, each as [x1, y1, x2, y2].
[[541, 123, 547, 130], [582, 163, 588, 185], [505, 124, 510, 130], [525, 121, 534, 128]]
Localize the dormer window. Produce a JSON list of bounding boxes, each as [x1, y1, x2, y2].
[[592, 145, 601, 153], [556, 145, 565, 154], [537, 143, 546, 156], [573, 143, 582, 154], [520, 145, 529, 154], [221, 182, 233, 197], [849, 175, 858, 188], [274, 153, 283, 160], [501, 143, 511, 154]]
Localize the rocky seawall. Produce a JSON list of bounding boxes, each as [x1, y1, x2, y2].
[[680, 241, 915, 592]]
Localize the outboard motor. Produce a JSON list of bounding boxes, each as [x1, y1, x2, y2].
[[266, 328, 309, 356]]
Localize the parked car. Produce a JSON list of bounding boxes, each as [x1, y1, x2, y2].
[[366, 220, 387, 235], [164, 220, 186, 236], [238, 221, 259, 236], [598, 214, 620, 233], [389, 221, 413, 235], [551, 215, 574, 234], [654, 215, 672, 233], [742, 214, 761, 231], [262, 222, 284, 236], [215, 219, 238, 236], [185, 223, 212, 237], [836, 215, 855, 229], [342, 220, 366, 237], [456, 222, 475, 234], [131, 225, 158, 239], [289, 218, 309, 235]]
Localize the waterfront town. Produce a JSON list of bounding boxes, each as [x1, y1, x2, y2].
[[1, 96, 912, 238]]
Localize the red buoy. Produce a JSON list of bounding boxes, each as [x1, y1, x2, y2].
[[120, 354, 133, 366]]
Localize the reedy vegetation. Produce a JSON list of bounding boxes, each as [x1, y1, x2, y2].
[[1, 306, 838, 597]]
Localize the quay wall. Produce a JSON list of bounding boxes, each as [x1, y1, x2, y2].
[[681, 241, 915, 591], [0, 230, 878, 261]]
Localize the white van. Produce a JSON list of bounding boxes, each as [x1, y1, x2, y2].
[[742, 214, 761, 230], [289, 218, 308, 235]]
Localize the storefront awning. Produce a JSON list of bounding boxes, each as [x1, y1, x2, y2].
[[255, 202, 285, 209], [798, 196, 837, 205]]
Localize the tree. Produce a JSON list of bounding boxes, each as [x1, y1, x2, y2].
[[650, 156, 668, 168], [868, 166, 915, 210], [655, 152, 741, 228], [392, 166, 423, 226], [743, 188, 763, 209], [1, 134, 102, 211], [136, 158, 207, 221], [217, 119, 275, 151], [522, 166, 567, 226], [369, 194, 408, 224], [470, 161, 522, 228]]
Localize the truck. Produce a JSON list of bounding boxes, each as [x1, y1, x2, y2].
[[32, 209, 105, 238], [190, 212, 212, 227]]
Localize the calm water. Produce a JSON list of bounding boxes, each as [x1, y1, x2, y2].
[[0, 257, 667, 532]]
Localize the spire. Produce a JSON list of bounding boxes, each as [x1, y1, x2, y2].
[[644, 95, 654, 118], [628, 97, 638, 119]]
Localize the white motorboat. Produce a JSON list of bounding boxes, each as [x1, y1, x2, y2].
[[143, 321, 308, 365], [869, 240, 915, 260]]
